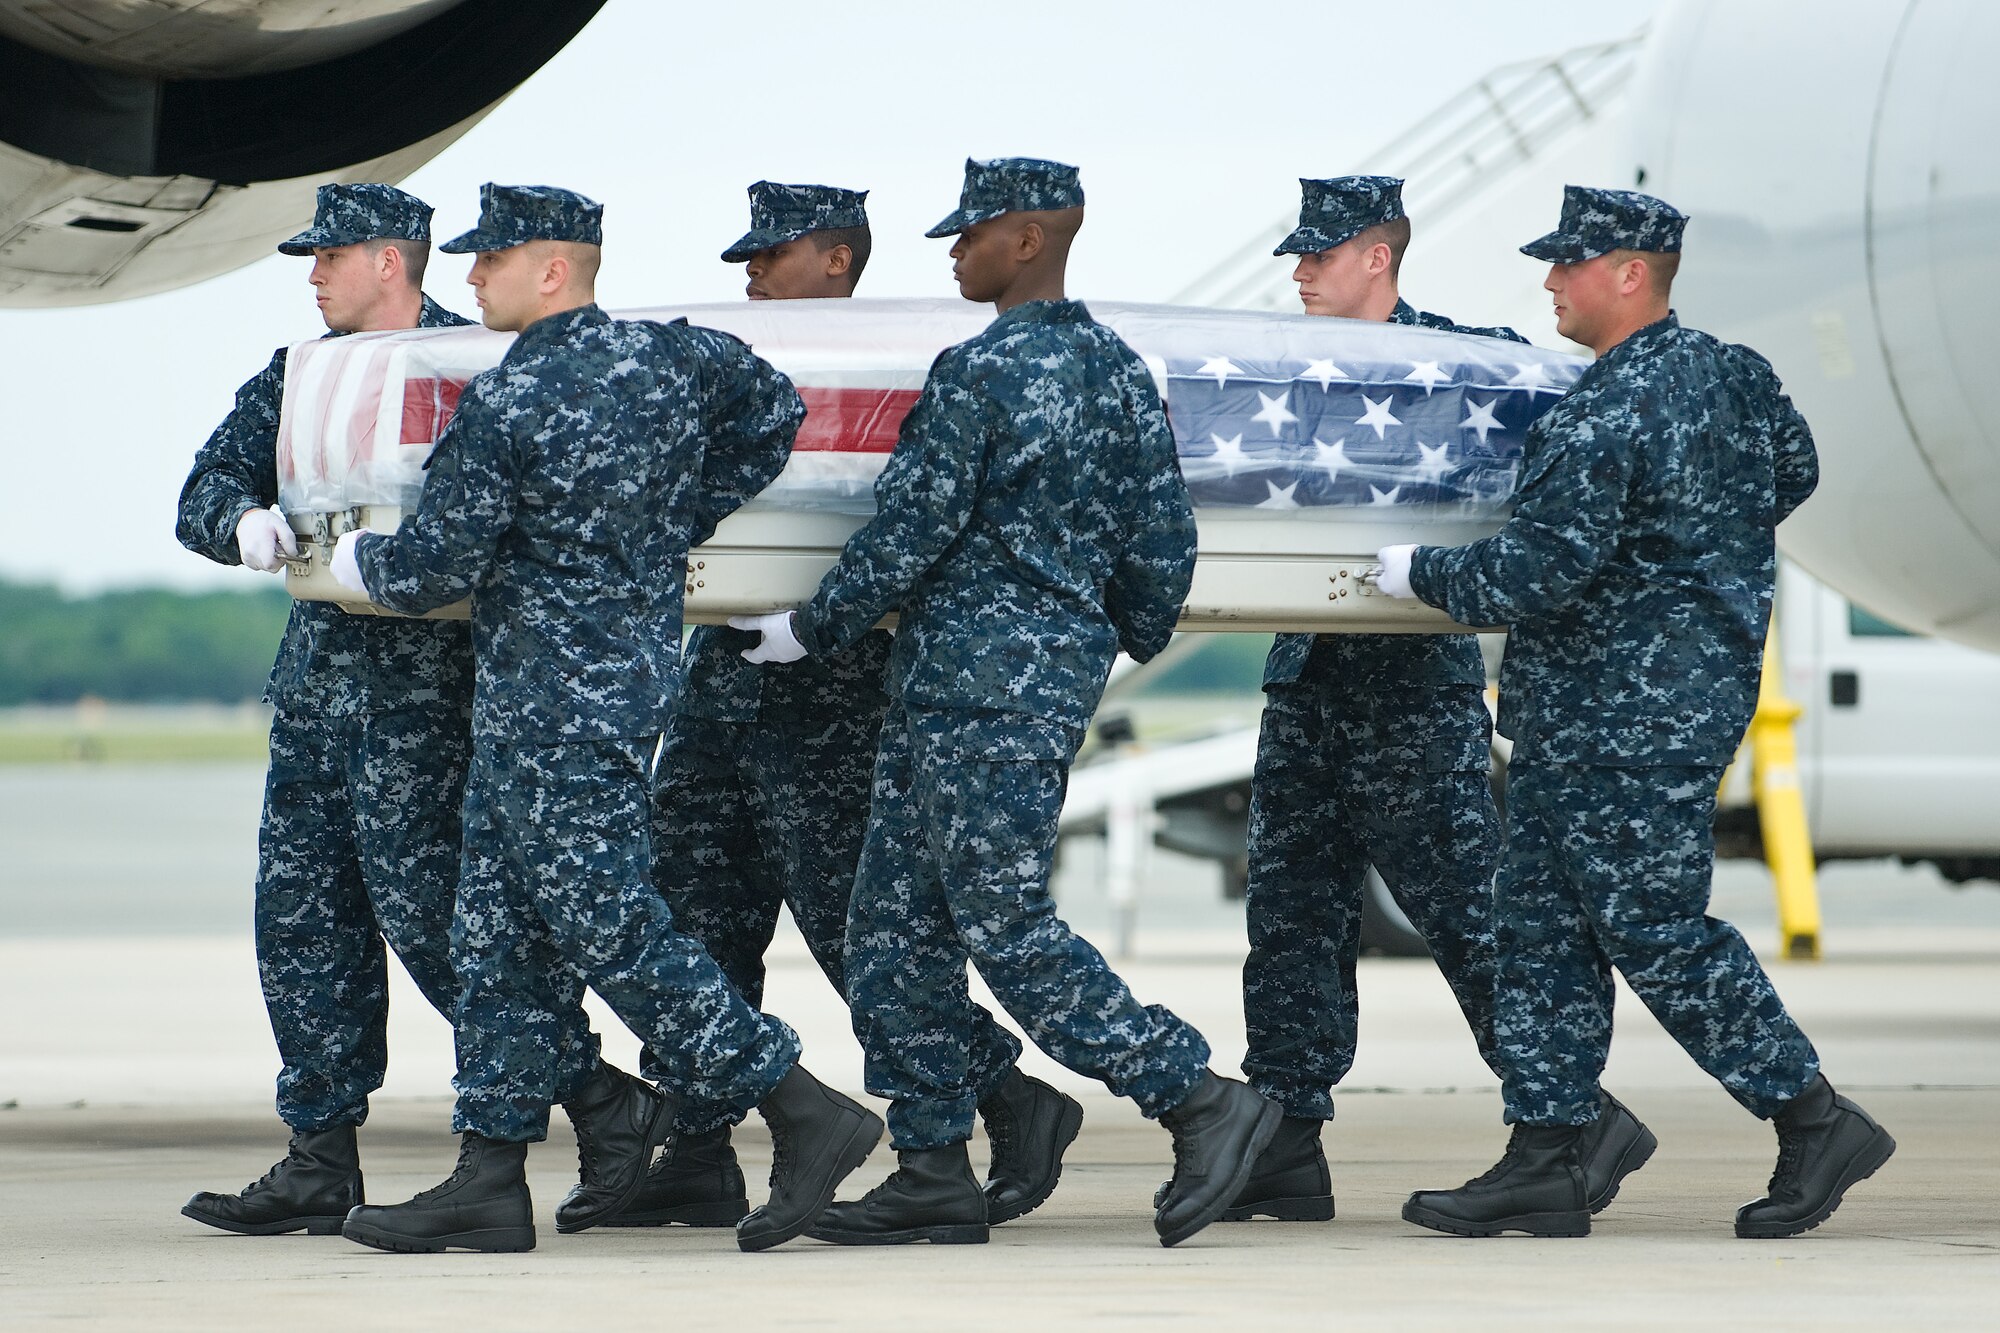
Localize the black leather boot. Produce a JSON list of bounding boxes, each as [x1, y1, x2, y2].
[[736, 1064, 884, 1253], [1402, 1124, 1591, 1237], [552, 1061, 675, 1233], [603, 1126, 749, 1227], [978, 1069, 1084, 1225], [1580, 1090, 1657, 1214], [1153, 1073, 1282, 1248], [181, 1125, 362, 1235], [1735, 1075, 1895, 1238], [807, 1144, 991, 1246], [1222, 1115, 1334, 1221], [341, 1133, 535, 1253]]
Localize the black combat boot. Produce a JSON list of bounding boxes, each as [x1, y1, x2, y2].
[[807, 1143, 991, 1246], [341, 1133, 535, 1253], [181, 1125, 362, 1235], [1220, 1115, 1335, 1221], [978, 1069, 1084, 1225], [1579, 1090, 1657, 1214], [603, 1126, 749, 1227], [1735, 1075, 1895, 1239], [1153, 1073, 1282, 1248], [1402, 1124, 1591, 1237], [736, 1064, 884, 1253], [552, 1061, 675, 1233]]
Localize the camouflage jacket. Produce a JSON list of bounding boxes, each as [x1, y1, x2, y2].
[[1262, 299, 1524, 695], [791, 299, 1196, 731], [174, 295, 475, 718], [1410, 313, 1819, 765], [356, 305, 804, 744]]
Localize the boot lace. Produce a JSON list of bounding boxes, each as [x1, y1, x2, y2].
[[1766, 1124, 1806, 1196], [984, 1103, 1019, 1172], [411, 1141, 480, 1202], [1464, 1125, 1534, 1188], [572, 1112, 607, 1187]]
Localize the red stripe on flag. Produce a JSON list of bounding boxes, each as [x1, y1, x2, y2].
[[795, 387, 918, 453], [389, 380, 915, 454], [402, 377, 466, 445]]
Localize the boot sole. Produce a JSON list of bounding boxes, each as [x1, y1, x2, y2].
[[179, 1204, 347, 1236], [341, 1219, 536, 1253], [806, 1222, 990, 1246], [1589, 1125, 1659, 1215], [603, 1199, 749, 1228], [1401, 1200, 1590, 1238], [1219, 1194, 1336, 1223], [736, 1108, 885, 1253], [553, 1094, 677, 1235], [1157, 1098, 1284, 1248], [1735, 1127, 1897, 1239], [987, 1097, 1086, 1226]]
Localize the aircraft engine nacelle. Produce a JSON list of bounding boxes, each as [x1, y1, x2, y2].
[[0, 0, 607, 308], [1631, 0, 2000, 650]]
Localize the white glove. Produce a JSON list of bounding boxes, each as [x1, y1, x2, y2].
[[235, 508, 297, 574], [1375, 544, 1418, 600], [727, 611, 808, 664], [330, 528, 375, 595]]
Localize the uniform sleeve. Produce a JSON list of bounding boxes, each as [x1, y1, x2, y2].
[[792, 350, 988, 656], [1409, 396, 1636, 626], [1770, 382, 1819, 525], [683, 325, 806, 547], [355, 381, 517, 615], [174, 350, 286, 565], [1105, 368, 1197, 662]]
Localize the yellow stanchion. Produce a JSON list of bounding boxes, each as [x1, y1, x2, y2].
[[1748, 632, 1823, 959]]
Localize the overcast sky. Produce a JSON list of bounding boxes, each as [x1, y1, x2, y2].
[[0, 0, 1657, 593]]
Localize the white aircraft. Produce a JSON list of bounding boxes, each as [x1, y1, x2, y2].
[[1181, 0, 2000, 654], [0, 0, 607, 307]]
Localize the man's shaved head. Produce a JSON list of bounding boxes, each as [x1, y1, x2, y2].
[[948, 206, 1082, 308], [527, 239, 602, 291]]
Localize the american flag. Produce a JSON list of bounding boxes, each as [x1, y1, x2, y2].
[[277, 298, 1585, 522]]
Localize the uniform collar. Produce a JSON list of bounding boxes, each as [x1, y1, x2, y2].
[[509, 302, 608, 356], [1390, 298, 1418, 327], [1601, 310, 1680, 364], [416, 293, 458, 328], [989, 298, 1092, 331]]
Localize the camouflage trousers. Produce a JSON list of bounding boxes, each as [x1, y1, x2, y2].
[[1240, 684, 1503, 1120], [1497, 761, 1820, 1124], [647, 702, 877, 1133], [849, 704, 1209, 1148], [255, 706, 469, 1131], [450, 738, 801, 1142]]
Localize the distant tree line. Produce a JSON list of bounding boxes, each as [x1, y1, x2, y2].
[[0, 578, 289, 704]]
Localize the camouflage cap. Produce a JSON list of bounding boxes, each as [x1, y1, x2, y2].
[[439, 183, 604, 255], [276, 183, 432, 256], [1272, 175, 1405, 256], [721, 181, 869, 263], [924, 157, 1084, 238], [1520, 185, 1687, 263]]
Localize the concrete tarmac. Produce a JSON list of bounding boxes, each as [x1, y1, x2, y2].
[[5, 921, 1999, 1330]]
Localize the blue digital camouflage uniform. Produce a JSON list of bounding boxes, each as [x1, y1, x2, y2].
[[174, 183, 475, 1133], [355, 185, 811, 1141], [792, 171, 1213, 1145], [1239, 177, 1515, 1119], [648, 181, 982, 1138], [1410, 189, 1823, 1124]]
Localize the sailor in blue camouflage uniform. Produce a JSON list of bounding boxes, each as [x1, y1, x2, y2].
[[175, 184, 480, 1239], [328, 184, 883, 1255], [1217, 176, 1522, 1225], [615, 182, 1035, 1230], [733, 158, 1280, 1249], [1384, 186, 1895, 1239]]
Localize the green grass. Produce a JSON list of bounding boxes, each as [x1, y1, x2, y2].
[[0, 708, 270, 765]]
